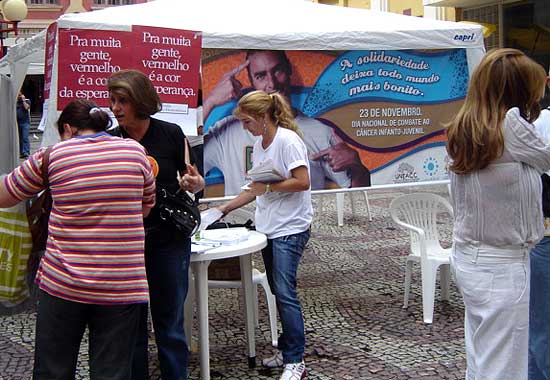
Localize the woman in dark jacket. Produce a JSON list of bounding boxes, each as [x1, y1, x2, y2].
[[108, 69, 204, 380]]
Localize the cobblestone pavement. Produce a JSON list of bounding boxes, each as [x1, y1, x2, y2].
[[1, 134, 465, 379]]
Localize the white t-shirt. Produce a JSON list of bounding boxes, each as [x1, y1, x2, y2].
[[204, 114, 351, 196], [253, 127, 313, 239]]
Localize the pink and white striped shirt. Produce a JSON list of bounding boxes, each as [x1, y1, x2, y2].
[[4, 132, 156, 305]]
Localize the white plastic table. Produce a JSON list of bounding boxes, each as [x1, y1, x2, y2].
[[185, 230, 267, 380]]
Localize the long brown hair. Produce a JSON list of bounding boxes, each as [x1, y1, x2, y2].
[[233, 90, 302, 137], [446, 48, 546, 174]]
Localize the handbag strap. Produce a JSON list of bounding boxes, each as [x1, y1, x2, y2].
[[184, 137, 191, 167], [41, 146, 53, 188]]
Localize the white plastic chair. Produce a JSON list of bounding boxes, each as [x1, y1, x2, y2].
[[207, 207, 278, 347], [336, 191, 373, 226], [208, 268, 278, 347], [389, 192, 453, 324], [317, 191, 372, 226]]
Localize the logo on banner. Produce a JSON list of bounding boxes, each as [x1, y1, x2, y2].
[[423, 157, 439, 177], [393, 163, 418, 183], [454, 33, 476, 42]]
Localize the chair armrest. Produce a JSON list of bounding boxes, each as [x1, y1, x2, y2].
[[392, 219, 426, 240], [392, 219, 428, 259]]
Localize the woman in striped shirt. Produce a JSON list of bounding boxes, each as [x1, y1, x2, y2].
[[0, 99, 156, 380]]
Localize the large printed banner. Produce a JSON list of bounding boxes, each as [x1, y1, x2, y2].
[[56, 26, 202, 135], [202, 49, 468, 197]]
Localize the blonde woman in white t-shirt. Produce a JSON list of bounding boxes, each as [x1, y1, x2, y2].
[[218, 90, 313, 380]]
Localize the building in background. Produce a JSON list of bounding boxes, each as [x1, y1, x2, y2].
[[312, 0, 548, 78], [312, 0, 549, 105], [311, 0, 456, 20], [424, 0, 549, 106]]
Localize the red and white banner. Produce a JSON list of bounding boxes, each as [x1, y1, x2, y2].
[[56, 26, 202, 134]]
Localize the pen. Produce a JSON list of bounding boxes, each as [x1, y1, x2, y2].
[[192, 240, 222, 247]]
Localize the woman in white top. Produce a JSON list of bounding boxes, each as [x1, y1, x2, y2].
[[218, 90, 313, 380], [446, 48, 550, 380]]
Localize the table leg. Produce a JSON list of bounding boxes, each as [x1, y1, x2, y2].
[[194, 260, 211, 380], [336, 193, 345, 226], [239, 253, 256, 368], [184, 265, 194, 351]]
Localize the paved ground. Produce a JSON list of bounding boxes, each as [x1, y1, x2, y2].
[[0, 132, 466, 379]]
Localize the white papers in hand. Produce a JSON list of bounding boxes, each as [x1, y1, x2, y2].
[[199, 208, 224, 231], [246, 158, 284, 183]]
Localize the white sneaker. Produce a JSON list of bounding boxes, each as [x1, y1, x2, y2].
[[262, 351, 284, 368], [280, 361, 307, 380]]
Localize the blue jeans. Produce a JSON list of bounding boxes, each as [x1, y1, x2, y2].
[[132, 236, 191, 380], [18, 121, 30, 156], [262, 229, 310, 364], [33, 290, 140, 380], [529, 236, 550, 380]]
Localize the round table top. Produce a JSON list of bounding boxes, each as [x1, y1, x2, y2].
[[190, 230, 267, 262]]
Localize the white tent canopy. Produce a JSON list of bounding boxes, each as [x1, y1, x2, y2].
[[53, 0, 484, 51], [0, 0, 484, 171], [2, 0, 484, 68]]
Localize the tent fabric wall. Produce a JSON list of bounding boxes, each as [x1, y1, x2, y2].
[[0, 75, 18, 174]]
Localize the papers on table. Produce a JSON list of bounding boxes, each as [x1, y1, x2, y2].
[[191, 227, 251, 254], [200, 227, 250, 245], [191, 242, 219, 253], [246, 158, 284, 183]]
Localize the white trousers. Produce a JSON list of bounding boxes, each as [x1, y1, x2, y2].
[[451, 244, 530, 380]]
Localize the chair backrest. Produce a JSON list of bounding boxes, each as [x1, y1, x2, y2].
[[389, 193, 453, 255]]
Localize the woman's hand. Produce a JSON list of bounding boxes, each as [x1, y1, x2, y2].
[[248, 182, 269, 196], [179, 164, 205, 194], [216, 205, 228, 218]]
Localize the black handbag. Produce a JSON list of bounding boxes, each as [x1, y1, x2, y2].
[[153, 133, 201, 238], [156, 187, 201, 238]]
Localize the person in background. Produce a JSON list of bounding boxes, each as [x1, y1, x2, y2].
[[16, 91, 31, 159], [217, 90, 312, 380], [529, 67, 550, 380], [0, 99, 156, 380], [446, 48, 550, 380], [108, 69, 204, 380], [204, 50, 370, 196]]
